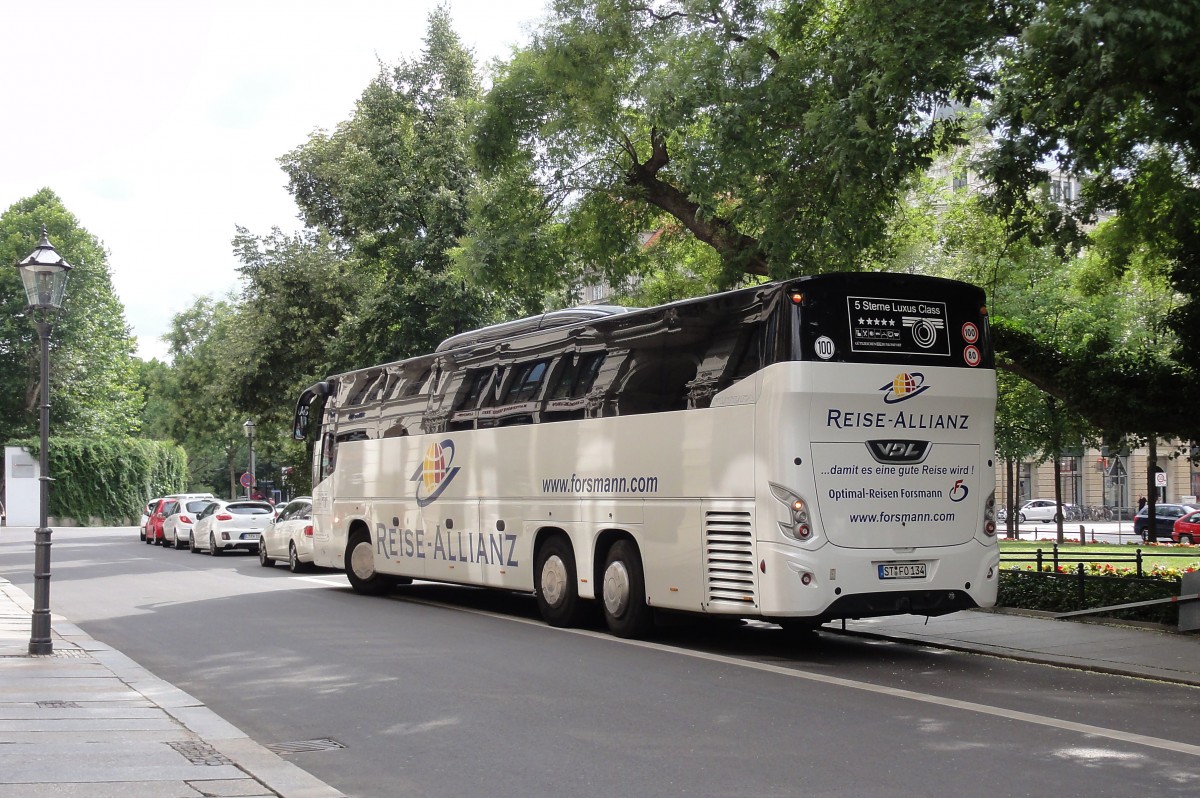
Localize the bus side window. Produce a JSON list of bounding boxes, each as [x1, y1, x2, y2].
[[320, 432, 337, 481], [549, 352, 606, 400], [505, 360, 549, 404], [616, 349, 697, 415]]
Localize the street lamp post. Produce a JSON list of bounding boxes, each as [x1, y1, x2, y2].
[[13, 226, 73, 655], [243, 419, 256, 499]]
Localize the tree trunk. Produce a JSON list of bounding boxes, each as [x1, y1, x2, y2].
[[1147, 437, 1159, 543], [1006, 457, 1017, 539]]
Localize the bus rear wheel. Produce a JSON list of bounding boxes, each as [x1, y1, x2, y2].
[[535, 536, 587, 627], [601, 540, 653, 639], [345, 529, 392, 595]]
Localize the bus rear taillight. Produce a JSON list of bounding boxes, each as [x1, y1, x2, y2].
[[770, 483, 814, 542], [983, 491, 997, 536]]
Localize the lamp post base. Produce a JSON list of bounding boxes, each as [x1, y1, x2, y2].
[[28, 523, 53, 655]]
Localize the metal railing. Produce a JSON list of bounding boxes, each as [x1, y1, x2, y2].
[[1002, 544, 1199, 578]]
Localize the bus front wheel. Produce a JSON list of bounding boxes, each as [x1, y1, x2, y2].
[[535, 536, 587, 628], [602, 540, 653, 639], [345, 530, 392, 595]]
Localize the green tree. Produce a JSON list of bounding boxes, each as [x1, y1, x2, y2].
[[280, 7, 493, 366], [984, 0, 1200, 368], [467, 0, 1017, 297], [0, 189, 142, 442], [135, 358, 175, 441], [228, 226, 359, 406], [163, 296, 251, 494]]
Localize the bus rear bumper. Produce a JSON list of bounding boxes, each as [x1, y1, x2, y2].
[[755, 540, 1000, 622]]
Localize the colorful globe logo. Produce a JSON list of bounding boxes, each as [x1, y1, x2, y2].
[[422, 443, 448, 491], [410, 439, 461, 506], [880, 372, 930, 404], [893, 373, 919, 397]]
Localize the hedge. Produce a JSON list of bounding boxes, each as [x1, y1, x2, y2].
[[999, 568, 1183, 625], [14, 437, 188, 524]]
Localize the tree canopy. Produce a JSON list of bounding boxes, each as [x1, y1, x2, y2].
[[465, 0, 1019, 295], [0, 189, 141, 443]]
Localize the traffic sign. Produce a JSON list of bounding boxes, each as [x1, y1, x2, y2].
[[1155, 471, 1168, 488], [239, 472, 255, 488]]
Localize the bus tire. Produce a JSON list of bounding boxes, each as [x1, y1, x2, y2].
[[535, 536, 587, 627], [601, 540, 653, 639], [345, 529, 392, 595]]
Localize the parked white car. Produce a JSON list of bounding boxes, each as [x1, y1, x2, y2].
[[190, 499, 274, 555], [259, 497, 315, 572], [1015, 498, 1066, 523], [162, 497, 219, 549]]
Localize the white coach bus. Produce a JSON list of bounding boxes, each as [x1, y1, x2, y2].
[[292, 273, 999, 638]]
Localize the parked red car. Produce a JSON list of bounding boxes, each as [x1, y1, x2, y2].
[[1172, 510, 1200, 545], [144, 498, 172, 544]]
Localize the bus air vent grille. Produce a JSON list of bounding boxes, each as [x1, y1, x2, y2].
[[704, 510, 757, 607]]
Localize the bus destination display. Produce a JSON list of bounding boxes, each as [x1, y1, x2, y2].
[[847, 296, 950, 356]]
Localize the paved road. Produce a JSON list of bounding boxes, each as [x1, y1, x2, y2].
[[3, 527, 1199, 798]]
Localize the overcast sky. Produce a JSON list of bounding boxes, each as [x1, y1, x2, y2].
[[1, 1, 548, 361]]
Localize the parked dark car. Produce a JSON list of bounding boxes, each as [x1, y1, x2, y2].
[[1134, 503, 1200, 541]]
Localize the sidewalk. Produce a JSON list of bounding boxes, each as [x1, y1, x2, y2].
[[837, 609, 1200, 686], [0, 577, 345, 798]]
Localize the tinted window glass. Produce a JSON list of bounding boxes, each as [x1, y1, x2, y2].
[[550, 352, 605, 400], [185, 500, 212, 513], [457, 369, 493, 410], [505, 360, 549, 403], [227, 503, 273, 515]]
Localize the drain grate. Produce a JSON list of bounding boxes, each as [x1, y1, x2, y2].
[[265, 737, 347, 755], [168, 740, 234, 766], [1, 649, 90, 659], [37, 700, 81, 708]]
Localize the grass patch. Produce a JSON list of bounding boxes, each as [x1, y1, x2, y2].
[[998, 539, 1200, 573]]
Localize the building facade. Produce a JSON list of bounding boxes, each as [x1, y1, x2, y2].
[[995, 441, 1198, 518]]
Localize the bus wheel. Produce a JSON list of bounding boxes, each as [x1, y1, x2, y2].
[[535, 536, 586, 627], [602, 540, 653, 639], [345, 529, 391, 595], [775, 618, 822, 642]]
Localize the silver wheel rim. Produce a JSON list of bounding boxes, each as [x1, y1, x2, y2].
[[350, 541, 375, 580], [290, 545, 298, 570], [540, 555, 568, 607], [603, 560, 631, 617]]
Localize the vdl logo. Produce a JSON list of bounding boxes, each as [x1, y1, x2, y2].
[[880, 372, 931, 404], [410, 440, 461, 507]]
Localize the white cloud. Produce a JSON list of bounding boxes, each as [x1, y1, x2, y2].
[[0, 0, 547, 360]]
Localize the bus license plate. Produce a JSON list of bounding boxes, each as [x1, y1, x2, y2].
[[879, 563, 926, 580]]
